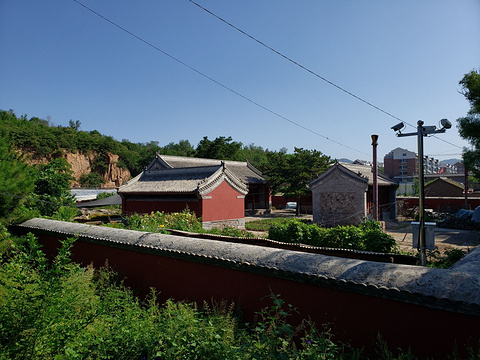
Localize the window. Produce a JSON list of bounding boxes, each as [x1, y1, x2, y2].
[[400, 165, 407, 170], [400, 159, 407, 163]]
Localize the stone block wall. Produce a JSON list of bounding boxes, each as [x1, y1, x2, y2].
[[310, 170, 368, 226]]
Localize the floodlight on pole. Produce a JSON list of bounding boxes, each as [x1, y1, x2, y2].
[[392, 119, 451, 266]]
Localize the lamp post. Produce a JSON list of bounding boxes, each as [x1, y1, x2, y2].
[[392, 119, 451, 266]]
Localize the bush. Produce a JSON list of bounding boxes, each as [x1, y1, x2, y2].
[[96, 191, 115, 200], [428, 247, 467, 269], [123, 209, 203, 233], [122, 210, 255, 238], [268, 219, 398, 253], [51, 205, 79, 222], [79, 172, 106, 188]]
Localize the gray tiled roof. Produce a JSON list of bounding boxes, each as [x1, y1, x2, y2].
[[340, 162, 398, 187], [119, 165, 248, 195], [157, 154, 266, 184]]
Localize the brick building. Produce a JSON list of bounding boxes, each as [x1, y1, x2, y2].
[[383, 147, 417, 182]]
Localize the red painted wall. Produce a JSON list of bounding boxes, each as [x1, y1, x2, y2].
[[201, 181, 244, 222], [28, 233, 480, 359], [399, 196, 480, 213], [123, 198, 202, 217]]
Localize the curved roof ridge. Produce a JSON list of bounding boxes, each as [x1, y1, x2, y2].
[[197, 164, 248, 196]]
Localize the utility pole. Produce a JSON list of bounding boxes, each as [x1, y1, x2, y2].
[[392, 119, 452, 266], [465, 165, 469, 210], [417, 121, 426, 266]]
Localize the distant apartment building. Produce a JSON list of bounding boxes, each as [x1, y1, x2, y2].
[[424, 156, 441, 175], [384, 148, 417, 182], [384, 147, 462, 194], [384, 147, 455, 180]]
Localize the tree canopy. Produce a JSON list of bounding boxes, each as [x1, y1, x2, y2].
[[0, 141, 36, 224], [195, 136, 243, 161], [0, 111, 270, 176], [261, 147, 332, 214], [457, 69, 480, 179]]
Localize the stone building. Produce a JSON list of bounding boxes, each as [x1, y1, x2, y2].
[[309, 162, 398, 226]]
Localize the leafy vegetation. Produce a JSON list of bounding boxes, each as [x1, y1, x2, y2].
[[0, 139, 80, 225], [0, 141, 36, 224], [261, 148, 332, 215], [0, 110, 271, 179], [428, 247, 467, 269], [96, 191, 116, 200], [79, 172, 106, 188], [457, 69, 480, 179], [246, 217, 309, 232], [33, 158, 76, 216], [112, 209, 255, 238], [3, 232, 477, 359], [268, 219, 398, 253]]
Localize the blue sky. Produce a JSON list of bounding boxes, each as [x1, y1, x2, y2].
[[1, 1, 478, 162]]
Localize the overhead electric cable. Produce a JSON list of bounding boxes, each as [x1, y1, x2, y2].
[[187, 0, 464, 150], [72, 0, 369, 156], [187, 0, 404, 122]]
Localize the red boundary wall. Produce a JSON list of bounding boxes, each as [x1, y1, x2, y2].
[[398, 196, 480, 213], [12, 219, 480, 359]]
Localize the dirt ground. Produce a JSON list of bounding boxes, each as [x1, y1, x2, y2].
[[245, 210, 480, 254]]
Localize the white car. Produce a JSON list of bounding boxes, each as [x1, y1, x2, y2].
[[285, 202, 297, 210]]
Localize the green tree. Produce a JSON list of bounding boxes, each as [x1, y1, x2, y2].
[[0, 141, 36, 224], [238, 143, 268, 169], [34, 158, 75, 216], [68, 119, 81, 131], [457, 69, 480, 178], [262, 147, 332, 215], [195, 136, 242, 160], [161, 139, 195, 157]]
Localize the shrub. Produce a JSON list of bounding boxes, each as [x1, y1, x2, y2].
[[123, 210, 255, 238], [51, 205, 79, 222], [268, 219, 398, 253], [428, 247, 467, 268], [79, 172, 106, 188], [96, 191, 115, 200]]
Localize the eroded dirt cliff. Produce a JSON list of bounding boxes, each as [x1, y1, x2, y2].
[[21, 150, 131, 188]]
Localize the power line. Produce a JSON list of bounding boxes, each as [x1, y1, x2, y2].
[[72, 0, 369, 156], [187, 0, 464, 150], [187, 0, 404, 122]]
